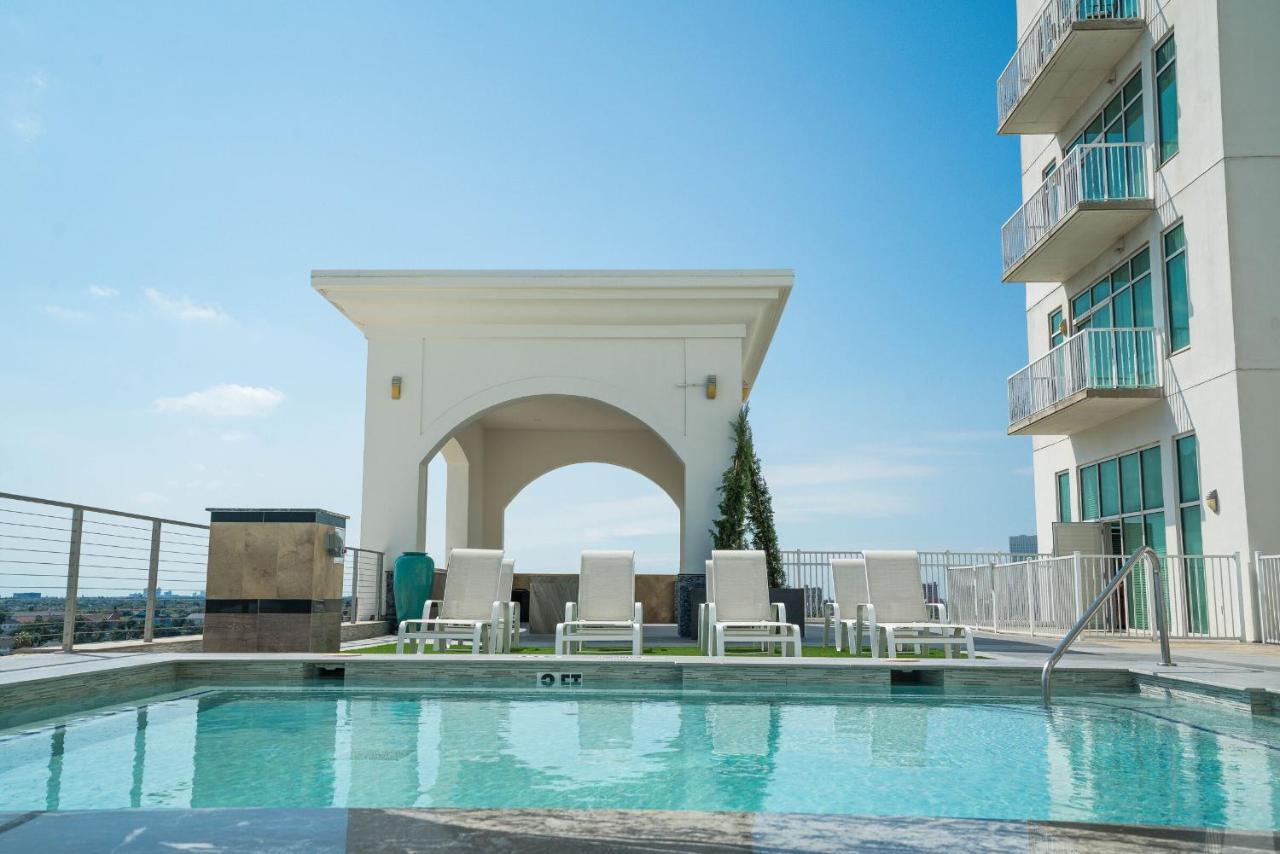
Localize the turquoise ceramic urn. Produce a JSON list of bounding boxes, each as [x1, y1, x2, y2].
[[393, 552, 435, 624]]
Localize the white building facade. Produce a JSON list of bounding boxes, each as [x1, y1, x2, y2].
[[1000, 0, 1280, 640]]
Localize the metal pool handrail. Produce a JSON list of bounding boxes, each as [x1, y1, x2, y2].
[[1042, 546, 1172, 706]]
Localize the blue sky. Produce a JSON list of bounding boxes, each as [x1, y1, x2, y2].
[[1, 1, 1031, 574]]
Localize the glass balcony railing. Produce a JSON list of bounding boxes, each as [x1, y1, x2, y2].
[[1008, 327, 1161, 428], [1001, 142, 1150, 279], [997, 0, 1144, 130]]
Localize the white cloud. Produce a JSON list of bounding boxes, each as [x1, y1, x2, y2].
[[766, 454, 937, 488], [88, 285, 118, 298], [152, 384, 284, 418], [144, 288, 228, 323], [11, 116, 40, 140], [43, 305, 85, 321]]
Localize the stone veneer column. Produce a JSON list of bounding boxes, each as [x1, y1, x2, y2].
[[203, 508, 348, 653]]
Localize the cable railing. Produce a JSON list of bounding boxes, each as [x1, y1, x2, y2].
[[1, 492, 389, 653], [996, 0, 1144, 128], [0, 492, 209, 651], [948, 552, 1247, 641], [342, 547, 385, 623], [1002, 142, 1150, 276], [1008, 327, 1162, 426]]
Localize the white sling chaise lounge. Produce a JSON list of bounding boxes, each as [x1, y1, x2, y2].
[[554, 550, 643, 656], [396, 548, 505, 655], [705, 550, 800, 657], [823, 558, 872, 652], [861, 550, 974, 660], [496, 558, 520, 652]]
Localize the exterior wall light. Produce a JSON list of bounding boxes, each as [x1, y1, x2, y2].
[[391, 376, 402, 400], [1205, 489, 1219, 514], [705, 375, 717, 400], [741, 381, 749, 402]]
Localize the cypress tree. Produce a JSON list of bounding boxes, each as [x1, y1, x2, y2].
[[710, 405, 785, 588]]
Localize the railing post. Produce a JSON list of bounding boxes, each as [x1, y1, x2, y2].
[[376, 552, 386, 619], [144, 519, 161, 643], [992, 565, 1000, 633], [1072, 551, 1084, 620], [349, 550, 359, 624], [1027, 561, 1036, 636], [61, 507, 83, 652], [1234, 551, 1248, 642], [973, 568, 981, 629]]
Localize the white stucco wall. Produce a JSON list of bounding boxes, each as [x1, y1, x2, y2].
[[316, 270, 791, 576], [1007, 0, 1280, 638]]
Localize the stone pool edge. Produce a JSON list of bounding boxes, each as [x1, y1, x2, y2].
[[1, 652, 1277, 731]]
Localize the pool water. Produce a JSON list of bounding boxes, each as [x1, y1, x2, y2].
[[0, 686, 1277, 829]]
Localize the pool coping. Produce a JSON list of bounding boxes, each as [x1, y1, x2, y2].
[[1, 652, 1277, 731], [0, 806, 1276, 853]]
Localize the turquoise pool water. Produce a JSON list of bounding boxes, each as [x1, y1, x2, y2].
[[0, 686, 1277, 829]]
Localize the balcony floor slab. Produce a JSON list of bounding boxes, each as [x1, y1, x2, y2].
[[1009, 386, 1163, 436]]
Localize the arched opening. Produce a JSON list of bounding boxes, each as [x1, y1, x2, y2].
[[502, 463, 681, 574], [417, 394, 685, 565]]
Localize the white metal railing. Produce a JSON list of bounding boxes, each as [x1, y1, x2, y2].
[[997, 0, 1144, 128], [1008, 327, 1162, 425], [1002, 142, 1150, 275], [949, 553, 1246, 641], [1257, 553, 1280, 644], [781, 549, 1047, 619]]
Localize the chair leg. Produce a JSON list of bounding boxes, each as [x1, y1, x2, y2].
[[884, 627, 897, 659], [632, 626, 642, 657], [964, 629, 975, 660]]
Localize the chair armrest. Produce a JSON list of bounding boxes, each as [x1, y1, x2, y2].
[[633, 602, 643, 624], [705, 603, 717, 625], [565, 602, 578, 622], [771, 601, 787, 625], [421, 600, 442, 620], [926, 602, 947, 622], [856, 603, 875, 623], [825, 602, 840, 622]]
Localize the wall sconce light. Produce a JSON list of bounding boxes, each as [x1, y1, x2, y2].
[[391, 376, 402, 400], [1205, 489, 1219, 514], [741, 381, 750, 402], [705, 375, 717, 400]]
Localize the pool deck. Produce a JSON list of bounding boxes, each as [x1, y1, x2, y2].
[[1, 806, 1277, 853]]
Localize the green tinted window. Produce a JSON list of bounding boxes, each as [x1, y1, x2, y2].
[[1099, 459, 1120, 517], [1180, 506, 1202, 555], [1144, 512, 1167, 555], [1123, 72, 1142, 104], [1156, 36, 1179, 162], [1141, 446, 1163, 509], [1164, 224, 1190, 350], [1072, 291, 1092, 318], [1057, 470, 1072, 523], [1133, 276, 1153, 326], [1081, 465, 1100, 520], [1120, 453, 1142, 513], [1131, 249, 1150, 277], [1177, 434, 1200, 502]]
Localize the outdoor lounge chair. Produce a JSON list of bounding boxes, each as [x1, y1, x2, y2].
[[860, 550, 974, 660], [704, 550, 800, 657], [823, 558, 872, 652], [396, 548, 505, 655], [554, 550, 643, 656], [497, 558, 520, 652]]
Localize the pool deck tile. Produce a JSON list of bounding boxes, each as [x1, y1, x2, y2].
[[1, 808, 1276, 853]]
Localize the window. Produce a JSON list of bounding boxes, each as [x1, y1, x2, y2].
[[1049, 308, 1065, 348], [1056, 470, 1071, 523], [1164, 223, 1190, 350], [1067, 70, 1143, 152], [1069, 248, 1152, 332], [1176, 433, 1207, 632], [1041, 159, 1057, 181], [1155, 35, 1179, 163], [1080, 443, 1167, 630]]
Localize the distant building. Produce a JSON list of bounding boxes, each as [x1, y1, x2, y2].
[[11, 592, 40, 600], [1009, 535, 1038, 556]]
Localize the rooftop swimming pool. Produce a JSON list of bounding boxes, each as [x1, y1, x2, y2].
[[1, 684, 1277, 830]]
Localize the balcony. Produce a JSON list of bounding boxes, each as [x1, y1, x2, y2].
[[1002, 142, 1152, 283], [1008, 327, 1162, 436], [997, 0, 1146, 135]]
